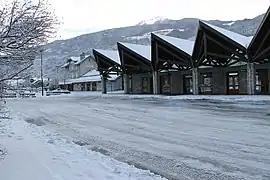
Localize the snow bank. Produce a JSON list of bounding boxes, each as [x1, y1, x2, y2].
[[57, 92, 270, 102], [0, 106, 165, 180], [30, 90, 270, 102]]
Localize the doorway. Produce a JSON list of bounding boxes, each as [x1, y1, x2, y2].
[[92, 82, 97, 91], [200, 73, 212, 95], [183, 75, 193, 94], [141, 77, 149, 93], [256, 69, 269, 94], [160, 74, 171, 95], [227, 72, 239, 94]]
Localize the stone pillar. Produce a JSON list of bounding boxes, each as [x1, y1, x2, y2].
[[90, 82, 93, 91], [153, 71, 159, 94], [84, 83, 87, 91], [123, 74, 129, 94], [247, 63, 255, 95], [101, 74, 107, 94], [192, 68, 199, 95]]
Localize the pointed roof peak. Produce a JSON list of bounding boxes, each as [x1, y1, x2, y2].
[[200, 21, 253, 48], [118, 42, 151, 60], [93, 49, 120, 65], [153, 33, 194, 56]]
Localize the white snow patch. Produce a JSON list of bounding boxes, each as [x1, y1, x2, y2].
[[125, 35, 149, 41], [82, 69, 100, 77], [154, 34, 194, 55], [202, 21, 252, 47], [71, 76, 101, 83], [0, 107, 166, 180], [124, 29, 177, 41], [137, 16, 167, 25], [93, 49, 121, 65], [118, 42, 151, 60], [69, 56, 80, 62], [223, 21, 235, 26]]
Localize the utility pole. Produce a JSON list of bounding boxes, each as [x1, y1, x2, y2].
[[40, 49, 44, 96]]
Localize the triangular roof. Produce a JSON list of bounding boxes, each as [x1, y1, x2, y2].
[[192, 21, 249, 67], [153, 34, 194, 56], [82, 69, 100, 77], [202, 21, 252, 48], [118, 42, 151, 61], [248, 7, 270, 63], [93, 49, 120, 65], [74, 55, 91, 65]]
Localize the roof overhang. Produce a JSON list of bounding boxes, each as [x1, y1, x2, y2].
[[248, 7, 270, 64], [151, 33, 193, 71], [117, 42, 152, 74], [92, 49, 122, 74], [192, 21, 249, 67]]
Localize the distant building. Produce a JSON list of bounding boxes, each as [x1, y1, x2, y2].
[[58, 53, 122, 92]]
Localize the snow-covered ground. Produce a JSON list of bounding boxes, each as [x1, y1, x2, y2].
[[0, 102, 165, 180], [3, 92, 270, 180]]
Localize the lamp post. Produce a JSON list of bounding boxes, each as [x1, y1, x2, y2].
[[40, 49, 44, 96]]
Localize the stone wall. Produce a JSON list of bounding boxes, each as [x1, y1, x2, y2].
[[131, 73, 152, 94]]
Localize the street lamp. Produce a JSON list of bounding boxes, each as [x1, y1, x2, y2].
[[40, 49, 44, 96]]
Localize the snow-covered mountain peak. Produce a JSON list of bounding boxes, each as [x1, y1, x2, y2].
[[137, 16, 168, 25]]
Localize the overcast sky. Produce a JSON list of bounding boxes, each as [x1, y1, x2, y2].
[[48, 0, 269, 40]]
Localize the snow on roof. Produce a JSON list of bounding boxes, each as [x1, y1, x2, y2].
[[74, 55, 91, 65], [118, 42, 151, 61], [59, 79, 73, 85], [69, 56, 80, 62], [61, 62, 69, 68], [94, 49, 120, 65], [82, 69, 100, 77], [72, 76, 101, 83], [202, 21, 253, 48], [61, 74, 118, 84], [154, 34, 194, 56], [108, 75, 120, 81]]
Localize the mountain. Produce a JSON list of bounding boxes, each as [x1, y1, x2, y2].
[[33, 14, 265, 78], [137, 16, 169, 26]]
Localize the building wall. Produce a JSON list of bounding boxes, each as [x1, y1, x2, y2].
[[77, 57, 97, 78], [73, 83, 82, 91], [96, 82, 102, 91], [131, 73, 152, 94], [163, 71, 183, 95], [111, 76, 123, 91], [211, 69, 227, 94], [255, 63, 270, 94], [198, 66, 248, 95], [106, 78, 122, 92]]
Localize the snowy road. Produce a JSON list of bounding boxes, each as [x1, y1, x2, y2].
[[7, 93, 270, 180]]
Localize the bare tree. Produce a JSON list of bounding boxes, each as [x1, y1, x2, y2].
[[0, 0, 58, 83]]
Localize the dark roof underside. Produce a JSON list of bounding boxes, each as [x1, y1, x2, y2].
[[248, 7, 270, 64], [92, 49, 121, 73], [151, 33, 192, 71], [117, 43, 152, 74], [192, 21, 247, 67]]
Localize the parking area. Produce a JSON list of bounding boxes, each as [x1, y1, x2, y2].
[[6, 93, 270, 180]]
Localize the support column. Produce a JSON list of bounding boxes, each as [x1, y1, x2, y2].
[[247, 63, 255, 95], [123, 74, 129, 94], [101, 74, 107, 94], [90, 82, 92, 91], [84, 83, 87, 91], [153, 71, 159, 94], [192, 68, 199, 95]]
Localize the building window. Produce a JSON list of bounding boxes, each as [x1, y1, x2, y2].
[[227, 72, 239, 94], [141, 77, 149, 93], [183, 75, 193, 94], [200, 73, 212, 93]]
